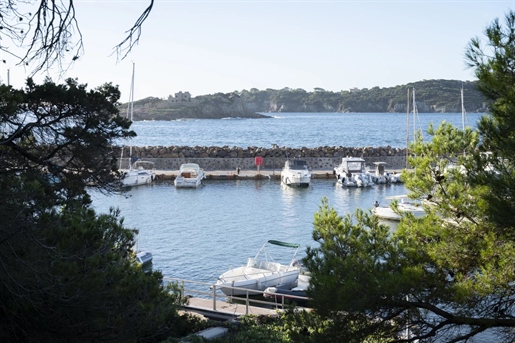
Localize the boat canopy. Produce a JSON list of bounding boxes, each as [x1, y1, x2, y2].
[[268, 240, 300, 248], [180, 163, 201, 170], [290, 160, 308, 170]]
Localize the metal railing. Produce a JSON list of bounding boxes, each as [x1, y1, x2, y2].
[[163, 277, 310, 315]]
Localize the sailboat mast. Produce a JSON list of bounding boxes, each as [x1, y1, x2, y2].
[[461, 83, 466, 130], [412, 87, 417, 138], [129, 63, 135, 161], [406, 88, 410, 169]]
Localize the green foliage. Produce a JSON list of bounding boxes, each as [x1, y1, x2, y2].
[[0, 78, 134, 202], [122, 79, 490, 120], [205, 311, 393, 343], [300, 11, 515, 342], [465, 11, 515, 231], [0, 79, 192, 341]]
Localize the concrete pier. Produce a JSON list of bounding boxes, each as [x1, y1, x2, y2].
[[152, 169, 338, 181]]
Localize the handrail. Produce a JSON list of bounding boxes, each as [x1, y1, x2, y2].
[[162, 277, 310, 315]]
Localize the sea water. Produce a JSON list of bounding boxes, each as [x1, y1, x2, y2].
[[90, 112, 499, 341], [127, 112, 483, 148], [90, 179, 406, 283], [94, 112, 484, 282]]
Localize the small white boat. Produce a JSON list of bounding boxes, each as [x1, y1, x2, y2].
[[370, 162, 402, 184], [334, 157, 374, 187], [372, 195, 425, 221], [136, 250, 153, 266], [371, 162, 390, 184], [281, 159, 311, 187], [174, 163, 205, 188], [214, 240, 301, 296], [122, 160, 156, 186]]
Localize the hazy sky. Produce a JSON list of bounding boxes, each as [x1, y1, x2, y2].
[[1, 0, 513, 102]]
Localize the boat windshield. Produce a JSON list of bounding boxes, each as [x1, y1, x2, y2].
[[346, 161, 364, 172]]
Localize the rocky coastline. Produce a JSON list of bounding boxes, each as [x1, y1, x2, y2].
[[122, 79, 489, 120]]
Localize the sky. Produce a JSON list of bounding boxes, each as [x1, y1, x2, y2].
[[1, 0, 514, 102]]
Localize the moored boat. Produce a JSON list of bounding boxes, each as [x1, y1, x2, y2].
[[281, 159, 311, 187], [122, 160, 156, 186], [334, 157, 374, 187], [372, 195, 425, 221], [371, 162, 390, 184], [370, 161, 402, 184], [120, 63, 156, 187], [214, 240, 301, 296], [136, 250, 153, 266], [174, 163, 205, 188]]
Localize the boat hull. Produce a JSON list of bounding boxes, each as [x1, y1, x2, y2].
[[281, 173, 311, 187], [215, 267, 299, 296], [373, 205, 425, 221], [174, 177, 203, 188], [122, 170, 155, 186]]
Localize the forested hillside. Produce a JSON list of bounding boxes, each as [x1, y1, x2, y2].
[[124, 79, 489, 120]]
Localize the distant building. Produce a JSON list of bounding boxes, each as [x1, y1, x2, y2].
[[168, 91, 192, 102], [349, 87, 360, 93]]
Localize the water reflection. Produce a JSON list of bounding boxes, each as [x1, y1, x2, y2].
[[91, 179, 408, 285]]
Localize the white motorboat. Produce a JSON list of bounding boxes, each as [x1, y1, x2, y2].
[[370, 162, 402, 184], [281, 159, 311, 187], [136, 250, 153, 266], [334, 157, 374, 187], [372, 195, 425, 221], [214, 240, 301, 296], [371, 162, 390, 184], [120, 63, 156, 187], [174, 163, 205, 188]]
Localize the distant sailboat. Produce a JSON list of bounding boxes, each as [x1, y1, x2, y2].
[[461, 83, 469, 130], [120, 63, 156, 186], [405, 87, 422, 169]]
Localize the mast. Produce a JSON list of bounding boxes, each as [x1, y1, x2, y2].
[[129, 62, 135, 163], [461, 83, 466, 130], [406, 88, 410, 169], [120, 63, 136, 171], [412, 87, 417, 138]]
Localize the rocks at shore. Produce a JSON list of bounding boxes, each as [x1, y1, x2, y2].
[[117, 145, 407, 170], [119, 145, 406, 159]]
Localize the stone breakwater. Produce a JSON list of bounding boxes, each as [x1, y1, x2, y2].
[[118, 146, 408, 171]]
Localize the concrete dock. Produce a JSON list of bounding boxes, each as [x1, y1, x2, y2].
[[154, 169, 337, 181], [183, 296, 283, 320]]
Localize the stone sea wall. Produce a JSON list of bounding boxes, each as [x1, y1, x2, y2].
[[119, 146, 408, 171]]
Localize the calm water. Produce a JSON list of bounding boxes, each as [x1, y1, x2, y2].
[[92, 112, 499, 341], [93, 112, 484, 283], [129, 112, 483, 148], [91, 179, 407, 284]]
